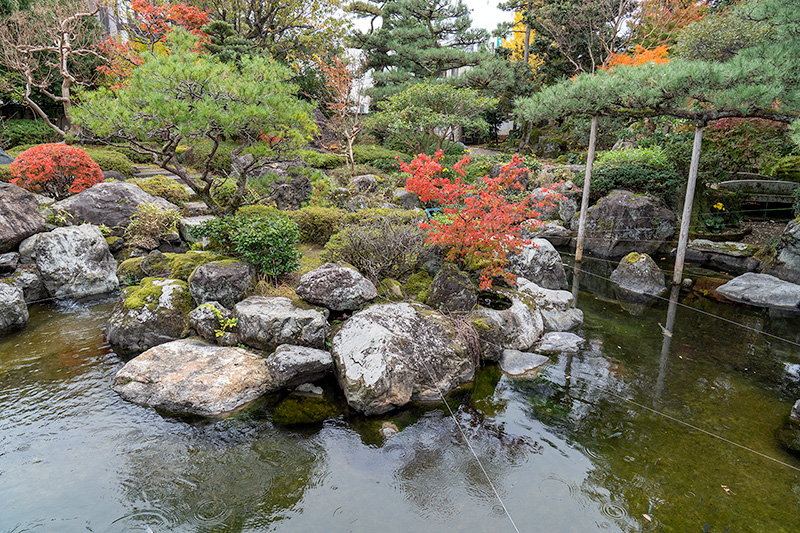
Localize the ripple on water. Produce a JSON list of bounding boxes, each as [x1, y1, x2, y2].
[[107, 508, 179, 533], [537, 474, 578, 502], [190, 499, 234, 528], [601, 502, 628, 519]]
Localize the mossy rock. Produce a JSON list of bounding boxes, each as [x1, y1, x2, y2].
[[403, 270, 432, 300], [116, 250, 230, 285], [776, 418, 800, 456], [271, 392, 341, 425], [623, 252, 644, 264], [122, 277, 194, 314], [377, 278, 404, 301]]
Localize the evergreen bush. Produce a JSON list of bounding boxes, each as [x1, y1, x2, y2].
[[136, 176, 191, 206]]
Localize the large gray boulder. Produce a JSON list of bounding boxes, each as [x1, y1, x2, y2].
[[234, 296, 330, 352], [610, 252, 666, 300], [106, 278, 193, 357], [53, 182, 178, 231], [0, 182, 47, 253], [112, 338, 273, 416], [573, 190, 676, 258], [0, 284, 28, 335], [295, 263, 377, 312], [717, 273, 800, 311], [426, 263, 477, 313], [468, 289, 544, 361], [0, 148, 13, 165], [188, 260, 255, 309], [516, 277, 583, 331], [509, 238, 567, 290], [392, 189, 421, 210], [22, 224, 118, 299], [331, 302, 476, 415], [0, 265, 46, 304]]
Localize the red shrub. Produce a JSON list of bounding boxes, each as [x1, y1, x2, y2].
[[401, 150, 561, 289], [10, 144, 104, 199]]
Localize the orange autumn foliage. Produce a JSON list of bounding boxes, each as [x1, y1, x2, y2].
[[604, 45, 670, 69]]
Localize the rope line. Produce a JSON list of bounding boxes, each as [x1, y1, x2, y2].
[[598, 388, 800, 473], [564, 259, 800, 349], [413, 353, 522, 533]]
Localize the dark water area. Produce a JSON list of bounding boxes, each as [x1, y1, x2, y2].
[[2, 265, 800, 532]]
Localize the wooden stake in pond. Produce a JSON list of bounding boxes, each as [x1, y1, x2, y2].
[[672, 123, 704, 285], [575, 116, 599, 262]]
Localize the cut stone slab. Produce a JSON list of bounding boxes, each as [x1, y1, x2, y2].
[[112, 338, 272, 416], [499, 349, 550, 377], [717, 273, 800, 311], [535, 331, 584, 354]]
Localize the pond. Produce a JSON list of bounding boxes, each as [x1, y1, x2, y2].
[[2, 262, 800, 532]]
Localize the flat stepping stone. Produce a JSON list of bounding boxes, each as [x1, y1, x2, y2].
[[536, 331, 585, 354], [499, 349, 549, 377], [717, 273, 800, 311]]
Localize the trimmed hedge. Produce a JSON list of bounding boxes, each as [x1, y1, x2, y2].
[[80, 147, 135, 178], [1, 119, 60, 149], [287, 206, 345, 245]]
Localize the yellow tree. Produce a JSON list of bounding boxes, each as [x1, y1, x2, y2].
[[501, 11, 543, 70]]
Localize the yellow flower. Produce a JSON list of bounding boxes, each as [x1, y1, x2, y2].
[[713, 202, 726, 211]]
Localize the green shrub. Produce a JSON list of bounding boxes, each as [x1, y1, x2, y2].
[[106, 146, 154, 164], [299, 149, 345, 169], [124, 203, 182, 249], [767, 155, 800, 182], [576, 162, 683, 204], [235, 205, 284, 217], [0, 165, 12, 183], [595, 146, 671, 170], [80, 147, 135, 178], [323, 215, 427, 282], [210, 177, 262, 208], [370, 157, 406, 172], [0, 119, 60, 149], [337, 207, 425, 230], [136, 176, 191, 206], [192, 212, 301, 278], [352, 144, 409, 164], [287, 206, 345, 244]]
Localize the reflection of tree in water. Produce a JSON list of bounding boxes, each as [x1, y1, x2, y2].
[[389, 407, 541, 521], [112, 419, 324, 532]]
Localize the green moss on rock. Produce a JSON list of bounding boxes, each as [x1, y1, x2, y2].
[[122, 277, 193, 314], [272, 393, 340, 425], [623, 252, 644, 264], [404, 270, 432, 300]]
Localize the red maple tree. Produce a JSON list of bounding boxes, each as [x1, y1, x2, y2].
[[401, 151, 562, 289], [11, 144, 104, 199]]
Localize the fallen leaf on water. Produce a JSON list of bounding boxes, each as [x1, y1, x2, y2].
[[721, 485, 735, 495], [642, 514, 653, 522]]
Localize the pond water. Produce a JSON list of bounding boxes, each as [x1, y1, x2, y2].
[[2, 263, 800, 532]]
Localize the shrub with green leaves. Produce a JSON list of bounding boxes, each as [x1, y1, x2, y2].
[[287, 206, 345, 244], [0, 119, 60, 149], [135, 176, 191, 206], [79, 147, 135, 178], [180, 140, 240, 174], [192, 212, 301, 279], [0, 165, 12, 183], [298, 149, 345, 169], [210, 178, 262, 208], [124, 203, 182, 249], [595, 146, 671, 170], [576, 163, 683, 204], [767, 155, 800, 182], [351, 144, 410, 164]]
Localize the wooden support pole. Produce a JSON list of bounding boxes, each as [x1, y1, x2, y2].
[[672, 124, 704, 286], [575, 116, 598, 262]]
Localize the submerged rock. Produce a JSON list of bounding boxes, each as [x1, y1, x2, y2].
[[0, 284, 28, 335], [717, 273, 800, 311], [0, 182, 46, 253], [272, 389, 340, 425], [22, 224, 118, 300], [295, 263, 377, 311], [112, 338, 272, 416], [331, 302, 476, 415], [106, 278, 193, 357], [234, 296, 329, 353], [509, 238, 567, 290], [535, 331, 584, 354], [499, 349, 550, 377]]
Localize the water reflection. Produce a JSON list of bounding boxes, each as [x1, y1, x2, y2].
[[654, 284, 681, 404]]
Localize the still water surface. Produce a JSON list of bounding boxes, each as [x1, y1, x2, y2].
[[2, 269, 800, 532]]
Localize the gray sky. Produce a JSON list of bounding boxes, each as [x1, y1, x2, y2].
[[465, 0, 514, 32]]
